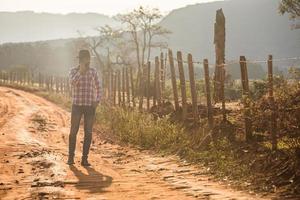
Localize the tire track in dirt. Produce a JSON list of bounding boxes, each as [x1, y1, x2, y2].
[[0, 86, 274, 200]]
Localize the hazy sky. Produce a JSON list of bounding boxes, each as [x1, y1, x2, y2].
[[0, 0, 223, 16]]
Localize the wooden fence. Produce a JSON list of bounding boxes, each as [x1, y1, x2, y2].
[[0, 50, 278, 149]]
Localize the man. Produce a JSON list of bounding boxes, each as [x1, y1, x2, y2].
[[67, 49, 101, 166]]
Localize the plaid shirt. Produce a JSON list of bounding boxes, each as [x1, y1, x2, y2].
[[69, 66, 101, 106]]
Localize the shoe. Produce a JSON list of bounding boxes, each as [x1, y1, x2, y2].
[[81, 159, 91, 166], [67, 156, 75, 165]]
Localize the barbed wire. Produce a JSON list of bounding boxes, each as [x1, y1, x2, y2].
[[172, 56, 300, 67]]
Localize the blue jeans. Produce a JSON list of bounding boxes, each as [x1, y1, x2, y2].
[[68, 104, 96, 159]]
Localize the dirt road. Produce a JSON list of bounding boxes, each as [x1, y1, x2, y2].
[[0, 86, 272, 200]]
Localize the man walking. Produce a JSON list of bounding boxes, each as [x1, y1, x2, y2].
[[67, 49, 101, 166]]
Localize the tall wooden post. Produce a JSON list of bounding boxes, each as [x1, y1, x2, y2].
[[0, 71, 2, 83], [46, 75, 50, 90], [129, 67, 136, 107], [240, 56, 252, 142], [146, 61, 151, 111], [125, 67, 130, 106], [187, 54, 199, 123], [50, 76, 53, 91], [138, 64, 147, 110], [64, 76, 71, 96], [122, 68, 125, 106], [168, 49, 179, 111], [60, 77, 64, 93], [112, 71, 117, 106], [108, 69, 112, 103], [110, 71, 114, 105], [268, 55, 277, 150], [160, 52, 165, 96], [155, 56, 161, 106], [117, 70, 121, 106], [214, 8, 227, 121], [177, 51, 187, 120], [38, 73, 41, 87], [203, 59, 214, 129]]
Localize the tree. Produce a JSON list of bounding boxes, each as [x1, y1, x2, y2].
[[115, 6, 171, 71], [279, 0, 300, 19]]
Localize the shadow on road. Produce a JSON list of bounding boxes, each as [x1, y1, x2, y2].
[[69, 165, 113, 193]]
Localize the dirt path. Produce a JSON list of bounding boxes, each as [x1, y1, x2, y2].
[[0, 86, 272, 200]]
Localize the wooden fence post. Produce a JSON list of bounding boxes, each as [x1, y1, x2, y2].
[[117, 70, 121, 106], [122, 68, 125, 106], [138, 64, 147, 110], [160, 52, 165, 96], [64, 77, 70, 96], [177, 51, 187, 120], [268, 55, 277, 150], [113, 71, 117, 106], [46, 75, 50, 90], [220, 64, 226, 121], [107, 69, 111, 102], [50, 76, 53, 91], [125, 67, 130, 106], [146, 61, 151, 111], [111, 69, 115, 104], [0, 71, 2, 83], [129, 67, 136, 107], [65, 77, 68, 95], [2, 71, 4, 84], [240, 56, 252, 142], [203, 59, 214, 129], [55, 76, 59, 93], [168, 49, 179, 111], [155, 56, 161, 106], [38, 72, 41, 88], [187, 54, 199, 123]]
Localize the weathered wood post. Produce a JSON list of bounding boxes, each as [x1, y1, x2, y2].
[[113, 71, 117, 106], [125, 67, 130, 106], [2, 72, 5, 84], [177, 51, 187, 120], [146, 61, 151, 111], [214, 8, 227, 121], [38, 72, 42, 88], [268, 55, 277, 150], [155, 56, 161, 106], [160, 52, 165, 97], [0, 71, 2, 83], [240, 56, 252, 142], [55, 76, 59, 93], [138, 64, 147, 110], [108, 69, 112, 103], [187, 54, 199, 123], [49, 76, 53, 91], [46, 75, 50, 91], [122, 68, 125, 106], [203, 59, 214, 129], [0, 71, 3, 83], [64, 77, 71, 96], [168, 49, 179, 111], [22, 72, 25, 85], [2, 71, 4, 84], [129, 67, 136, 107], [60, 77, 64, 93], [117, 70, 122, 106]]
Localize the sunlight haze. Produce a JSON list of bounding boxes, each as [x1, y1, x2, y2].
[[0, 0, 224, 16]]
